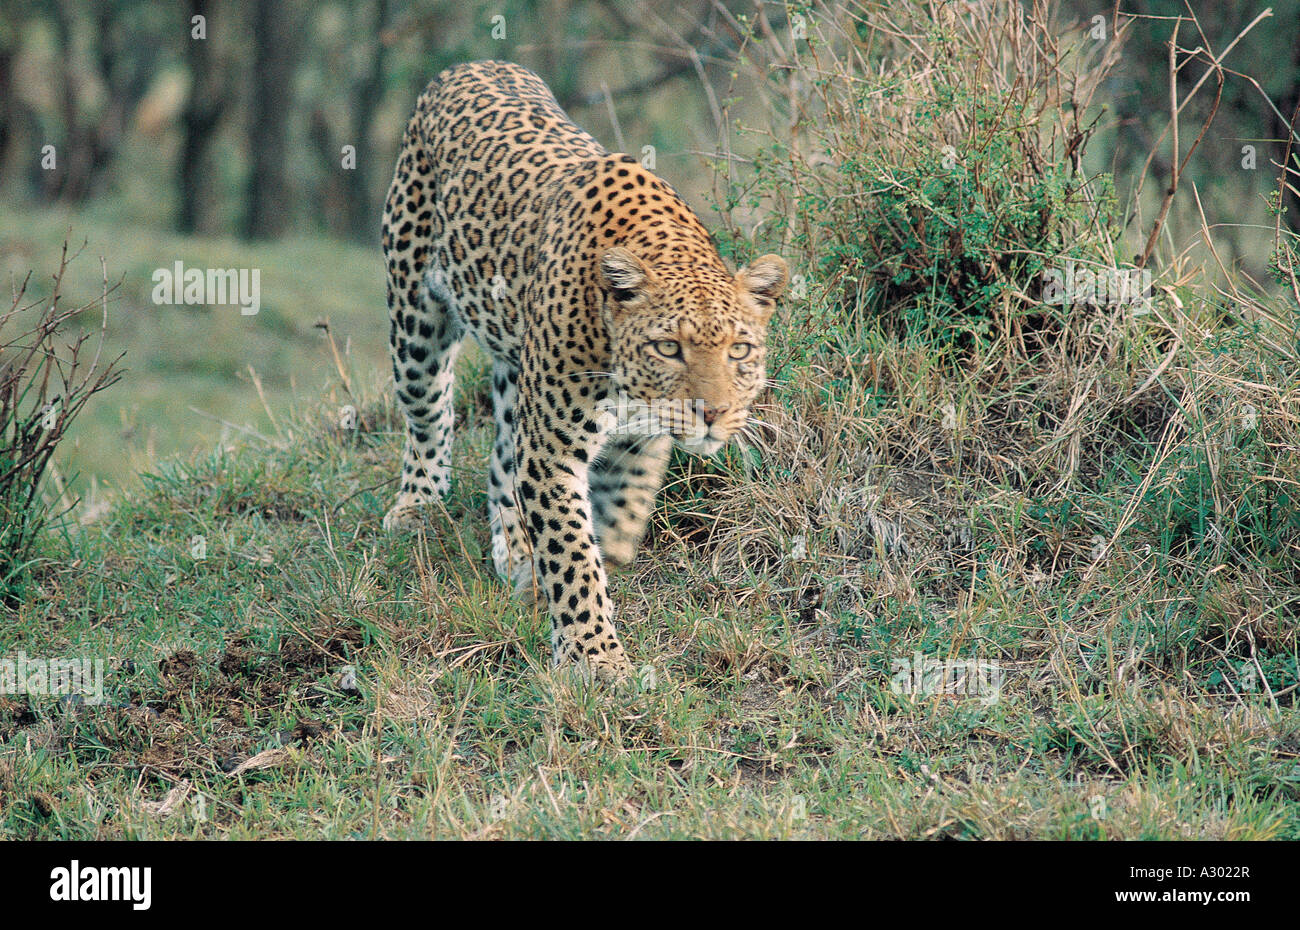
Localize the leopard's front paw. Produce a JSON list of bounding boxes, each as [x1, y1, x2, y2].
[[598, 533, 638, 570], [510, 558, 541, 605], [553, 642, 633, 687], [382, 501, 428, 532], [591, 653, 633, 686]]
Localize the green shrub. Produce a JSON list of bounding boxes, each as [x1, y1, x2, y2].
[[0, 242, 122, 600], [714, 0, 1129, 349]]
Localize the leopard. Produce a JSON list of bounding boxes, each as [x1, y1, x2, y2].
[[380, 60, 788, 683]]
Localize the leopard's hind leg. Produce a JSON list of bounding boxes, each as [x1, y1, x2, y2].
[[382, 133, 463, 530], [486, 358, 534, 594]]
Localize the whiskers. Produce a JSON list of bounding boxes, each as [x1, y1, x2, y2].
[[737, 414, 789, 454], [742, 416, 789, 439], [603, 396, 680, 437]]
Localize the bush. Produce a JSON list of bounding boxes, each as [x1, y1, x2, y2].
[[714, 0, 1129, 349], [0, 241, 122, 600], [1268, 110, 1300, 304]]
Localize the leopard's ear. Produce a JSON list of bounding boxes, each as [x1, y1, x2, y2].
[[599, 247, 656, 304], [737, 254, 789, 301]]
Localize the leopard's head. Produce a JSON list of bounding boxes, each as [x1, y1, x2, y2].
[[597, 247, 788, 455]]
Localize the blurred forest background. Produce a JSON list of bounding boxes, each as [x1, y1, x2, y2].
[[0, 0, 1296, 493]]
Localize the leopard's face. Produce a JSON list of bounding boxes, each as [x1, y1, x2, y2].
[[597, 248, 788, 455]]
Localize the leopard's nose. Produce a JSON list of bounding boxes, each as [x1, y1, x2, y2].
[[700, 404, 728, 426]]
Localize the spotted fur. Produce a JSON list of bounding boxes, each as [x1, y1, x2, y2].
[[381, 61, 788, 683]]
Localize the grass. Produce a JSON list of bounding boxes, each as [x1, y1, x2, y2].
[[2, 0, 1298, 839], [1, 222, 1296, 838], [0, 201, 389, 493]]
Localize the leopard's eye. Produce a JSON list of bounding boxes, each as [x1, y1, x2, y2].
[[728, 342, 754, 361], [650, 340, 682, 359]]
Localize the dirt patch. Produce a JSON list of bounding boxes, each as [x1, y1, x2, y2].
[[9, 618, 374, 791], [150, 620, 363, 719], [159, 649, 198, 681], [0, 696, 37, 742], [277, 622, 365, 673], [222, 495, 312, 522]]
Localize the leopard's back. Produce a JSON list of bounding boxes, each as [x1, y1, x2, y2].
[[384, 61, 607, 360]]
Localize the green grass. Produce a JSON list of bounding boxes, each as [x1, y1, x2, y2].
[[0, 203, 390, 494], [2, 237, 1296, 836]]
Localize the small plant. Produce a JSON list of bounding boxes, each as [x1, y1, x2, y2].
[[1268, 103, 1300, 309], [0, 239, 122, 600], [713, 0, 1129, 351]]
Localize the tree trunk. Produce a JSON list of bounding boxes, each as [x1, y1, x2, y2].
[[176, 0, 224, 234], [342, 0, 389, 243], [242, 0, 298, 240]]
